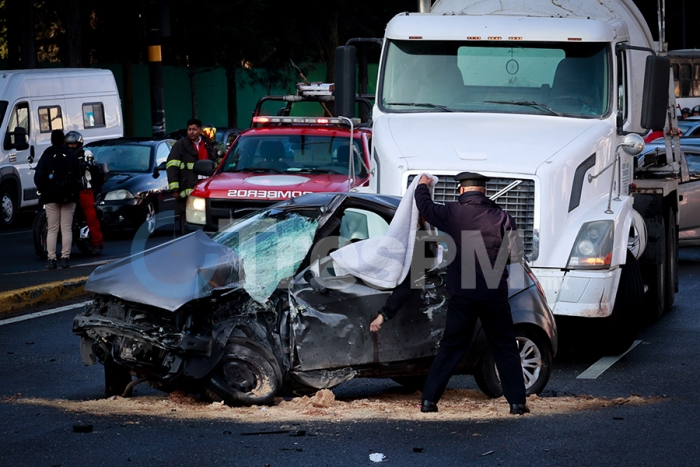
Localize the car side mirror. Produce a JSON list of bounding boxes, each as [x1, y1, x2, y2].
[[193, 159, 215, 177], [153, 161, 166, 179]]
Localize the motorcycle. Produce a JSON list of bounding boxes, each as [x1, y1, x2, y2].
[[32, 200, 101, 259]]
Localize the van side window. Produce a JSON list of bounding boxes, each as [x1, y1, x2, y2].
[[38, 106, 64, 133], [82, 102, 105, 128], [4, 102, 29, 150]]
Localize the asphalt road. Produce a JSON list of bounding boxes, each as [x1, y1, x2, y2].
[[1, 246, 700, 466], [0, 210, 177, 294]]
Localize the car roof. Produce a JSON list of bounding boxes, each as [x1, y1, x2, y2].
[[273, 192, 401, 210], [85, 137, 174, 147]]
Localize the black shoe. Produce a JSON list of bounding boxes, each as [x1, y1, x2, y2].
[[46, 260, 57, 270], [61, 258, 70, 269], [510, 403, 530, 415], [93, 245, 103, 256], [421, 400, 438, 413]]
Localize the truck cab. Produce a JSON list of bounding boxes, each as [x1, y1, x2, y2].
[[186, 85, 372, 232], [334, 0, 679, 353]]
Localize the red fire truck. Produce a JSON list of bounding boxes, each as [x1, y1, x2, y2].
[[185, 84, 372, 231]]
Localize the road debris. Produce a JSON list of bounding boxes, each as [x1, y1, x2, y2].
[[369, 453, 386, 462]]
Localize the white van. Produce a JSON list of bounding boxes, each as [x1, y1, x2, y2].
[[0, 68, 123, 226]]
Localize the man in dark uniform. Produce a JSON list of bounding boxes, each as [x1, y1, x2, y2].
[[414, 171, 529, 415]]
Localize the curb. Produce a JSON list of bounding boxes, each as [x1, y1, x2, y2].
[[0, 276, 90, 315]]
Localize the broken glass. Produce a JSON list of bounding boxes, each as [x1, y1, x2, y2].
[[213, 210, 320, 303]]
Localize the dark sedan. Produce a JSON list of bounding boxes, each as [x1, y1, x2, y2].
[[73, 192, 557, 406], [86, 138, 176, 233]]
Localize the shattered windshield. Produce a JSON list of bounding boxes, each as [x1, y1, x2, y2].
[[220, 135, 367, 177], [380, 40, 610, 118], [212, 209, 320, 302]]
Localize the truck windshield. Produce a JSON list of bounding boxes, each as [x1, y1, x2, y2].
[[380, 40, 610, 118], [221, 135, 366, 177]]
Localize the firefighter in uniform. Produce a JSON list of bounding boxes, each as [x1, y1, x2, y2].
[[166, 118, 216, 234], [414, 172, 529, 415]]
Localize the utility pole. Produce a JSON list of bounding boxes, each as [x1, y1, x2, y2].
[[147, 0, 165, 138]]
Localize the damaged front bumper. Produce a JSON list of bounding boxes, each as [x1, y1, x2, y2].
[[73, 301, 216, 381]]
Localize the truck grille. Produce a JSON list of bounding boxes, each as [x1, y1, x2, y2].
[[407, 175, 536, 258]]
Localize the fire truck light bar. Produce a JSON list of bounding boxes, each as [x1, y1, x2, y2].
[[252, 116, 360, 125]]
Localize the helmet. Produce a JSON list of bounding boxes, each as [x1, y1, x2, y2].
[[693, 105, 700, 114], [65, 131, 84, 147], [202, 125, 216, 141], [682, 107, 691, 114]]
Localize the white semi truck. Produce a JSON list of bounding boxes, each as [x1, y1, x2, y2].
[[335, 0, 680, 353]]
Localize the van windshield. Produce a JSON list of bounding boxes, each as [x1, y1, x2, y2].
[[0, 101, 8, 130], [380, 41, 610, 118]]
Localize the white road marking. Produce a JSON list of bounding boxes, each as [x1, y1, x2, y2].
[[577, 340, 643, 380], [0, 229, 32, 237], [0, 300, 92, 326]]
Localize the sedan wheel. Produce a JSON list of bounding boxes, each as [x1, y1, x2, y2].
[[474, 328, 553, 398], [0, 185, 17, 226], [203, 339, 281, 406], [144, 200, 157, 234]]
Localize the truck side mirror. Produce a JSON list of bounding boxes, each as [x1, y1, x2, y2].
[[193, 159, 215, 177], [335, 45, 357, 119], [5, 127, 29, 151], [641, 55, 670, 130]]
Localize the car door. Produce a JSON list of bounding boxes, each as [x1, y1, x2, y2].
[[679, 149, 700, 244], [3, 102, 33, 203], [289, 207, 448, 371]]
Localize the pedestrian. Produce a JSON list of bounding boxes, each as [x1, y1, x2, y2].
[[166, 118, 216, 235], [65, 131, 104, 255], [34, 130, 81, 269], [414, 171, 529, 415], [202, 124, 227, 164], [680, 107, 691, 120], [693, 105, 700, 117]]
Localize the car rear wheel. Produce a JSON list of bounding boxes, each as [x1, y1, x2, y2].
[[203, 339, 281, 406], [474, 327, 553, 398]]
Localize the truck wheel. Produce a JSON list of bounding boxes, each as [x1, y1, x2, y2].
[[474, 327, 553, 398], [203, 340, 280, 406], [599, 250, 644, 355], [664, 209, 677, 312], [0, 184, 18, 227], [32, 210, 49, 259]]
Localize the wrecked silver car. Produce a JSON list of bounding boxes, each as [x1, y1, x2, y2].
[[73, 193, 557, 405]]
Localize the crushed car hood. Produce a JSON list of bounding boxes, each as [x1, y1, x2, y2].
[[85, 230, 241, 311]]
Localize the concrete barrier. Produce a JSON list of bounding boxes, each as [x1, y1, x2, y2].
[[0, 276, 89, 315]]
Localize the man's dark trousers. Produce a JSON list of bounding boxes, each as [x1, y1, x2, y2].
[[176, 197, 187, 236], [422, 295, 526, 405]]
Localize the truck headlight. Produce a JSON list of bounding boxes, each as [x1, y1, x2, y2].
[[186, 196, 206, 225], [567, 220, 614, 269], [104, 189, 134, 200]]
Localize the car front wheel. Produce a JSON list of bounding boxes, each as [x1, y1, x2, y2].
[[203, 339, 281, 406], [474, 327, 553, 398]]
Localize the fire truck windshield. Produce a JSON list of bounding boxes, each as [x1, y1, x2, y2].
[[221, 134, 366, 177]]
